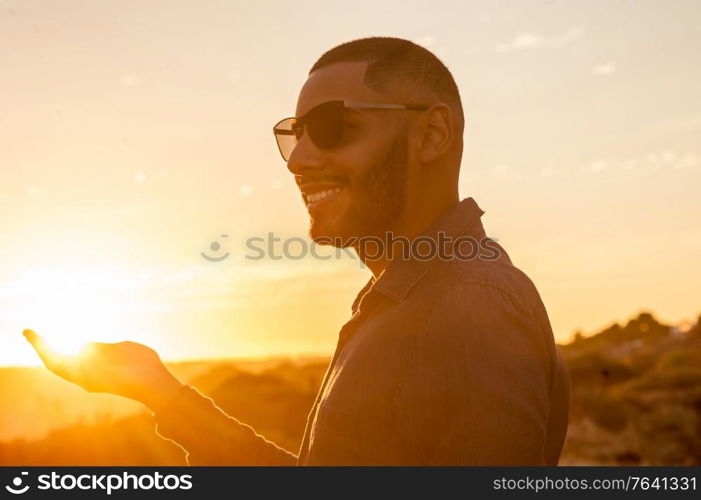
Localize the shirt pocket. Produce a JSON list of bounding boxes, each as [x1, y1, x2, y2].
[[308, 404, 363, 465]]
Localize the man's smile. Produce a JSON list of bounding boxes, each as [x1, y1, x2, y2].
[[297, 173, 349, 214], [306, 186, 342, 206]]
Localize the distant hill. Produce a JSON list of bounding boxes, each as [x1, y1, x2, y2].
[[0, 367, 141, 442], [0, 356, 326, 443], [0, 312, 699, 465], [560, 311, 701, 465], [0, 359, 327, 465]]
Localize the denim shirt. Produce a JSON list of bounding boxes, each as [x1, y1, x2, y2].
[[154, 197, 570, 465]]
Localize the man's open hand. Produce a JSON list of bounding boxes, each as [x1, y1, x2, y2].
[[23, 329, 183, 412]]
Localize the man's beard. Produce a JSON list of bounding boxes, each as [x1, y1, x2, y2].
[[310, 131, 408, 246]]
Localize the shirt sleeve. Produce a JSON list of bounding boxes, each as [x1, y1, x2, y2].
[[392, 279, 554, 465], [153, 385, 298, 466]]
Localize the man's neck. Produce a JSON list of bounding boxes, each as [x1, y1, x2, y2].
[[359, 251, 389, 280], [354, 195, 460, 279]]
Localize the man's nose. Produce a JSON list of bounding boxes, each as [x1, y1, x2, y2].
[[286, 132, 323, 176]]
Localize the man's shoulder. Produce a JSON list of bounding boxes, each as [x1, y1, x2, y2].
[[383, 253, 555, 378], [415, 249, 543, 314]]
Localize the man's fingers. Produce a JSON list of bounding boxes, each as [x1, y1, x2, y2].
[[22, 329, 79, 381], [23, 329, 53, 365], [22, 328, 43, 347]]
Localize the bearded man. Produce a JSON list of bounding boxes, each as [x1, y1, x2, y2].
[[26, 37, 570, 466]]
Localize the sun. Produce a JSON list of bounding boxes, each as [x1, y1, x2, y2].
[[37, 298, 120, 356], [4, 264, 144, 362]]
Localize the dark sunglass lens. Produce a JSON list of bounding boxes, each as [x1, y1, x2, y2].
[[306, 101, 344, 149], [273, 118, 297, 161]]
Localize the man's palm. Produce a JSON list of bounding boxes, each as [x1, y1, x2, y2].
[[23, 329, 181, 410]]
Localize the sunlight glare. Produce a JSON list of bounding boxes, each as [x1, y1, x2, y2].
[[3, 264, 144, 360]]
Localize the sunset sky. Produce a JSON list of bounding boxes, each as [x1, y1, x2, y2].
[[1, 0, 700, 366]]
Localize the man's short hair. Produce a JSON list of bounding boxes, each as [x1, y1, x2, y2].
[[310, 37, 464, 132]]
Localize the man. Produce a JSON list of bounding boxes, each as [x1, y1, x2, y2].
[[24, 37, 570, 465]]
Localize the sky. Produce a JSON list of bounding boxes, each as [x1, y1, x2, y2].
[[1, 0, 700, 366]]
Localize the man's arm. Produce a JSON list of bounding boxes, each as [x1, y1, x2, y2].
[[22, 330, 298, 466], [153, 384, 298, 466]]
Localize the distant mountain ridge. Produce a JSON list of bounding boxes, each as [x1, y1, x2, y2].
[[560, 311, 701, 464]]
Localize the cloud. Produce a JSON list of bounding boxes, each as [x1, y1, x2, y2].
[[612, 151, 698, 173], [489, 164, 510, 176], [637, 150, 699, 172], [495, 26, 584, 53], [589, 160, 607, 172], [120, 74, 142, 87], [490, 150, 699, 182], [132, 170, 169, 184], [674, 153, 700, 170], [661, 151, 676, 163], [498, 33, 541, 52], [594, 62, 616, 75], [154, 169, 170, 181], [645, 153, 660, 163], [578, 160, 607, 174], [649, 114, 701, 133], [622, 159, 638, 170], [539, 166, 559, 178]]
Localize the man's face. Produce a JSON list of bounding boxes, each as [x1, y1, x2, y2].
[[286, 62, 411, 246]]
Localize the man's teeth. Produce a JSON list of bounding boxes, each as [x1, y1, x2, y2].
[[307, 187, 342, 203]]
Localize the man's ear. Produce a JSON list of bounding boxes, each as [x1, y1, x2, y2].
[[418, 103, 452, 164]]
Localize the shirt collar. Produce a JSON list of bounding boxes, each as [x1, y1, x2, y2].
[[351, 197, 486, 314]]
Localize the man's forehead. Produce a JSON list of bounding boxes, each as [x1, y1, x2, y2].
[[295, 61, 387, 116]]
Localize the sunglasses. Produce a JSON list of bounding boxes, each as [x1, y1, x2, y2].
[[272, 100, 429, 162]]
